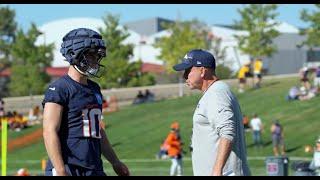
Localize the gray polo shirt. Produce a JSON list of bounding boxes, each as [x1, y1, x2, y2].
[[191, 81, 251, 176]]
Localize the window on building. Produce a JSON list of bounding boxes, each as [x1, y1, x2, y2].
[[154, 37, 161, 43], [307, 50, 320, 62]]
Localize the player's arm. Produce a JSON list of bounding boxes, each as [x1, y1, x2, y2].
[[100, 129, 120, 164], [100, 129, 130, 176], [43, 102, 68, 176]]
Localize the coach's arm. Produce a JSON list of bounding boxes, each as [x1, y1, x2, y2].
[[208, 91, 236, 176]]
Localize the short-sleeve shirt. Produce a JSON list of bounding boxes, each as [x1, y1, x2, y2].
[[250, 118, 262, 131], [191, 81, 251, 176], [238, 66, 250, 79], [42, 75, 104, 170], [254, 60, 263, 74]]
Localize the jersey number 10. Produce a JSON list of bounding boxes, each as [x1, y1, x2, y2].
[[82, 108, 102, 138]]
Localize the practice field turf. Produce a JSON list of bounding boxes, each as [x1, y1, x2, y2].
[[2, 77, 319, 176]]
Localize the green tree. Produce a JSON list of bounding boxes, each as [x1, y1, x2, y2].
[[0, 5, 16, 68], [209, 37, 233, 79], [0, 5, 17, 97], [215, 64, 233, 80], [207, 31, 233, 80], [234, 4, 280, 59], [126, 60, 155, 87], [153, 19, 207, 73], [97, 14, 154, 89], [208, 35, 227, 65], [300, 4, 320, 48], [9, 24, 54, 96]]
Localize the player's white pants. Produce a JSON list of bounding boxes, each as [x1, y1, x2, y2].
[[170, 158, 182, 176]]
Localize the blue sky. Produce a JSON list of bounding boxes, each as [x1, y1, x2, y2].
[[5, 4, 317, 31]]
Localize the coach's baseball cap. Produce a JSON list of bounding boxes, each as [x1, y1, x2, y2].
[[173, 49, 216, 71]]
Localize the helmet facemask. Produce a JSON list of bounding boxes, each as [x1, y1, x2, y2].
[[74, 48, 106, 78]]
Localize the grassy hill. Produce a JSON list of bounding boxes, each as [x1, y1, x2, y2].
[[3, 77, 320, 176]]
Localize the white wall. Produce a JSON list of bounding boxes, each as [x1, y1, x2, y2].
[[36, 17, 300, 74]]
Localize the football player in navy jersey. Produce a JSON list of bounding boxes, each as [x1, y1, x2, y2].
[[42, 28, 130, 176]]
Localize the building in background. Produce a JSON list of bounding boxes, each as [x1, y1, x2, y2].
[[263, 33, 320, 75], [2, 16, 320, 84], [125, 17, 174, 36]]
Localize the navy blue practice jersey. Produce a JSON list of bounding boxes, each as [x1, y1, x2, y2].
[[42, 75, 104, 170]]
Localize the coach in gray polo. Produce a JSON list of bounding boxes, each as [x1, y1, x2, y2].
[[173, 49, 251, 176]]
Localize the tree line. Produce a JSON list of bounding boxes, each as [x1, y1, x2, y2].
[[0, 4, 319, 97]]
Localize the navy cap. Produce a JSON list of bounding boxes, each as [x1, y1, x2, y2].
[[173, 49, 216, 71]]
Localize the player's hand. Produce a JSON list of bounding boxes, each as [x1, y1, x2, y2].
[[112, 161, 130, 176], [55, 170, 69, 176], [211, 170, 222, 176]]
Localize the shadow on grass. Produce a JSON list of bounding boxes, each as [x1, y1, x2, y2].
[[263, 81, 281, 88], [285, 145, 302, 153], [247, 140, 272, 148], [112, 142, 122, 147], [263, 141, 272, 147], [246, 81, 281, 92]]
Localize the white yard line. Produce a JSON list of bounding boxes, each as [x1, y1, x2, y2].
[[3, 156, 312, 164]]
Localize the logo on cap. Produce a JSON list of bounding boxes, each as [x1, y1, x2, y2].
[[197, 61, 202, 65], [184, 54, 192, 59]]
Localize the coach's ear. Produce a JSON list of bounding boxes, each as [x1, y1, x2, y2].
[[200, 67, 206, 78]]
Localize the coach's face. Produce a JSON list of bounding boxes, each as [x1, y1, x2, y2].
[[316, 142, 320, 151], [184, 67, 203, 90]]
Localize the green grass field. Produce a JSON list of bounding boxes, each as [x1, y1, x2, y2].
[[7, 125, 40, 141], [2, 77, 320, 176]]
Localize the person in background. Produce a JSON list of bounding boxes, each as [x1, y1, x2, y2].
[[237, 63, 250, 93], [165, 122, 183, 176], [313, 66, 320, 91], [28, 105, 42, 125], [249, 114, 263, 147], [286, 86, 301, 101], [144, 89, 155, 103], [253, 58, 263, 89], [16, 168, 30, 176], [133, 90, 145, 105], [309, 137, 320, 176], [271, 120, 286, 156], [0, 97, 5, 118], [300, 67, 311, 90], [242, 114, 250, 131]]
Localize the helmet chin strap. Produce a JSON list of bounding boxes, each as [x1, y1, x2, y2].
[[73, 65, 88, 77]]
